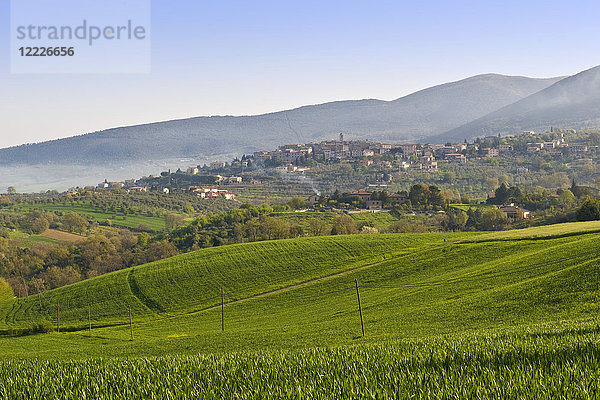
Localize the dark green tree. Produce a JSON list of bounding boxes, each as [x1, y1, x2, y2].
[[577, 198, 600, 221]]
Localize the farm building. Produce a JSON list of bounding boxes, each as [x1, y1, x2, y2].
[[499, 204, 530, 220]]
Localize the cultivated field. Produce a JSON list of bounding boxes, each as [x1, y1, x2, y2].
[[2, 328, 600, 399], [39, 229, 84, 242], [1, 222, 600, 398], [8, 230, 57, 244]]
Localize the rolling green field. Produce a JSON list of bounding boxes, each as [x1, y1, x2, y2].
[[348, 211, 402, 230], [3, 328, 600, 399], [270, 210, 402, 232], [2, 222, 600, 398], [268, 210, 339, 231], [14, 202, 166, 231], [0, 233, 456, 331]]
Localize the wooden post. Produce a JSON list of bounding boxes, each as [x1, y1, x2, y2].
[[129, 307, 133, 341], [57, 302, 60, 333], [355, 279, 365, 337], [88, 305, 92, 336], [221, 287, 225, 332]]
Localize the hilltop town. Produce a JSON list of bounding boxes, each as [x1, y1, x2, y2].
[[245, 128, 586, 171], [86, 127, 597, 207]]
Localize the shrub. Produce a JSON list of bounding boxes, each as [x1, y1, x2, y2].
[[360, 226, 379, 234], [8, 319, 54, 336], [0, 278, 13, 301], [577, 198, 600, 221], [330, 215, 358, 235]]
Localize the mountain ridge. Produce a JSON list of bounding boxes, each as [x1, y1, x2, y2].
[[432, 65, 600, 142], [0, 73, 562, 165]]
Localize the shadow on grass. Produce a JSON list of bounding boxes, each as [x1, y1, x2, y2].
[[459, 228, 600, 244]]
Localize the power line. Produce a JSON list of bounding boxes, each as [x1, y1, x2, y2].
[[14, 243, 600, 334]]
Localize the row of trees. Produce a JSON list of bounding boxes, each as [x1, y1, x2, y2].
[[0, 229, 178, 298], [4, 181, 600, 297], [1, 190, 236, 223], [166, 204, 360, 251], [0, 210, 89, 236], [488, 181, 594, 210], [406, 184, 446, 209], [314, 184, 449, 211], [0, 204, 365, 296]]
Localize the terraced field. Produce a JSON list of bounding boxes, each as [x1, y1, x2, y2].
[[2, 222, 600, 398]]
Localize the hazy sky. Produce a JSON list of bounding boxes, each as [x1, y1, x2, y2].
[[1, 0, 599, 148]]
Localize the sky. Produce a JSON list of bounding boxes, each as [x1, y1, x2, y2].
[[1, 0, 600, 148]]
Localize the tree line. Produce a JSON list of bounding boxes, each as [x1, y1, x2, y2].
[[2, 181, 600, 298]]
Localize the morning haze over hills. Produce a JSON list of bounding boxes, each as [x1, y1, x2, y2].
[[3, 65, 600, 190], [434, 65, 600, 143], [0, 73, 564, 163]]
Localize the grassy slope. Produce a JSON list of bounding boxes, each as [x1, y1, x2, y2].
[[14, 202, 166, 231], [1, 221, 600, 360], [348, 211, 400, 231], [0, 233, 454, 330], [271, 211, 401, 232]]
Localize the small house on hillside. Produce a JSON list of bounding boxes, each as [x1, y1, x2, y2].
[[220, 191, 236, 200], [350, 190, 372, 202], [307, 194, 321, 205], [445, 153, 467, 163], [389, 193, 407, 205], [366, 199, 382, 210], [499, 204, 530, 220]]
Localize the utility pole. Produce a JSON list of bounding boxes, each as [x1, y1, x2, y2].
[[221, 287, 225, 332], [355, 279, 365, 337], [129, 307, 133, 341], [57, 302, 60, 333]]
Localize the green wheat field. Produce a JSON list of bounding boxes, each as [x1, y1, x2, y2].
[[2, 221, 600, 398]]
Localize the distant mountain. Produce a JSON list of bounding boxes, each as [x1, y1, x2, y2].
[[432, 66, 600, 143], [0, 74, 561, 165]]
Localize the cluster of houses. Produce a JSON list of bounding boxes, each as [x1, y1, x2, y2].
[[526, 140, 588, 154], [96, 180, 161, 193], [94, 179, 238, 201], [184, 127, 588, 178], [94, 127, 586, 208], [248, 134, 469, 172], [519, 130, 588, 155], [252, 134, 391, 164], [308, 190, 407, 211], [186, 168, 243, 184], [478, 129, 587, 156], [309, 188, 532, 220], [188, 186, 236, 200]]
